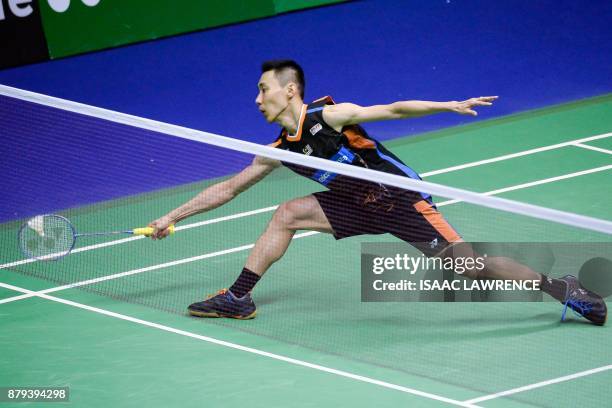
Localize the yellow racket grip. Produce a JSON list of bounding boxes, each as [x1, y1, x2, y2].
[[133, 225, 175, 236]]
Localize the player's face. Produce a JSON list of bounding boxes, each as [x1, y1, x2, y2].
[[255, 71, 289, 123]]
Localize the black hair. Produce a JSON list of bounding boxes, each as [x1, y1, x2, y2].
[[261, 59, 305, 99]]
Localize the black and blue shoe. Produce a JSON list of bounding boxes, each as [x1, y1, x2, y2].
[[560, 275, 607, 326], [188, 289, 257, 319]]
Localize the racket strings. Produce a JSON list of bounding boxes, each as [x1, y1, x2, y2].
[[19, 215, 75, 260]]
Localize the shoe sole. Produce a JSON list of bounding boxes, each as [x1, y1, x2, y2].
[[592, 313, 607, 326], [188, 309, 257, 320]]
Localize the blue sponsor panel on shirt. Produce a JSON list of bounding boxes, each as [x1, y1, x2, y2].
[[312, 146, 356, 186]]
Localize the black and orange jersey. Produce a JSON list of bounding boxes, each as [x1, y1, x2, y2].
[[272, 96, 431, 202]]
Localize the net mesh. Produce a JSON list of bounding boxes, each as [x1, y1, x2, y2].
[[18, 215, 75, 260], [1, 86, 612, 404]]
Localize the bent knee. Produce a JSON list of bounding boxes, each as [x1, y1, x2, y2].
[[272, 197, 322, 230], [272, 200, 304, 229]]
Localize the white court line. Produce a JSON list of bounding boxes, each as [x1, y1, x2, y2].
[[464, 364, 612, 404], [439, 165, 612, 206], [421, 132, 612, 177], [573, 142, 612, 155], [2, 164, 610, 306], [2, 132, 611, 271], [0, 281, 480, 408]]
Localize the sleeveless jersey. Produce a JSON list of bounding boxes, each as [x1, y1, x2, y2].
[[272, 96, 431, 202]]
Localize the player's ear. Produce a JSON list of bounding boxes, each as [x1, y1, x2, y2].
[[286, 82, 297, 99]]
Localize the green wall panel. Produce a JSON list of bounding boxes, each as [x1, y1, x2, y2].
[[38, 0, 347, 59], [40, 0, 276, 58]]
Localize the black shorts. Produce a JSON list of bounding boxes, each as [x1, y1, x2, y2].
[[313, 185, 462, 257]]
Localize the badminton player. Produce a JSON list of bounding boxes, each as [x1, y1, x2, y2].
[[149, 60, 607, 325]]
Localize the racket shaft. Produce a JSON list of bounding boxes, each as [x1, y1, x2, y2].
[[76, 231, 132, 237], [77, 225, 175, 237]]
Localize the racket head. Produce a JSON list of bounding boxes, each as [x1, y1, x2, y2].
[[18, 214, 76, 261]]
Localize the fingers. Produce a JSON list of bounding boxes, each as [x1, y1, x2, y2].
[[456, 96, 498, 116], [463, 96, 498, 113], [155, 228, 171, 240], [147, 222, 169, 240], [472, 96, 497, 103], [471, 100, 492, 106], [476, 96, 498, 104]]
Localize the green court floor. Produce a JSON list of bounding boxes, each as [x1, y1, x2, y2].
[[1, 94, 611, 407]]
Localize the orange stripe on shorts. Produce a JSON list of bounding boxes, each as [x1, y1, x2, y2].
[[413, 200, 462, 243]]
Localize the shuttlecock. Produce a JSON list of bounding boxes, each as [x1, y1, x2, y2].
[[27, 215, 45, 237]]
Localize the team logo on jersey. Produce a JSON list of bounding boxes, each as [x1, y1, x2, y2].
[[302, 144, 313, 155], [309, 123, 322, 135], [429, 238, 439, 249]]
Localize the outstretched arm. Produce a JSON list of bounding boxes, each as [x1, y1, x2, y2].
[[148, 154, 280, 239], [323, 96, 498, 131]]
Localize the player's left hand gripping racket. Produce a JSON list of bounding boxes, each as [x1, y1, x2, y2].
[[18, 214, 174, 261]]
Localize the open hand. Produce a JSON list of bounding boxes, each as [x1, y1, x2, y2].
[[452, 96, 498, 116]]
